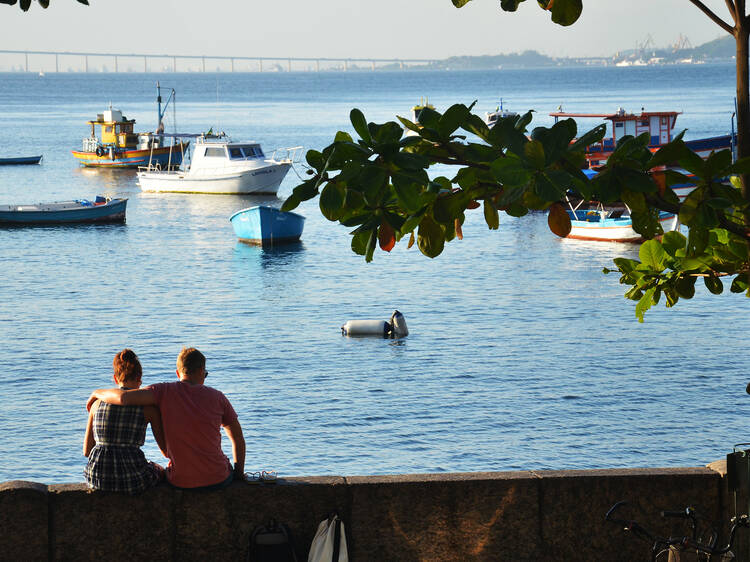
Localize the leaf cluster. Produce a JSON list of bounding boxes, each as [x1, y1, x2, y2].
[[0, 0, 87, 10]]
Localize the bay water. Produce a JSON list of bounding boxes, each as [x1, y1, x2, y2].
[[0, 64, 747, 483]]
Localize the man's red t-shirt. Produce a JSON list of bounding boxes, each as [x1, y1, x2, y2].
[[148, 381, 237, 488]]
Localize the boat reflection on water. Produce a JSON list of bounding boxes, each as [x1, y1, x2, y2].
[[233, 239, 305, 270], [74, 167, 138, 193]]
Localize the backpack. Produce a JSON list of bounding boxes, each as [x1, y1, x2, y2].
[[248, 519, 298, 562], [308, 513, 348, 562]]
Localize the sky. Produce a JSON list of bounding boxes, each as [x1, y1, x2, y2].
[[0, 0, 736, 61]]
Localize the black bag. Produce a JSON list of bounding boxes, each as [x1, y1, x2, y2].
[[248, 519, 298, 562]]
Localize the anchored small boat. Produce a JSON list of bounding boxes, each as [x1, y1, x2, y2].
[[0, 155, 42, 165], [484, 99, 518, 128], [229, 205, 305, 245], [405, 98, 435, 137], [0, 196, 127, 225], [71, 83, 188, 169], [563, 204, 678, 243], [138, 133, 301, 195]]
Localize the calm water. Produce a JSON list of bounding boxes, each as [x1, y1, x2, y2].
[[0, 65, 748, 484]]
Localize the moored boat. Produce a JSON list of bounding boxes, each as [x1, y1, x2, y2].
[[562, 205, 678, 243], [71, 83, 188, 169], [229, 205, 305, 245], [0, 196, 127, 224], [550, 107, 736, 169], [484, 99, 518, 128], [137, 133, 301, 195], [0, 155, 42, 165]]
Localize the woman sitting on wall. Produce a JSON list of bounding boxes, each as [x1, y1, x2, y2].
[[83, 349, 167, 493]]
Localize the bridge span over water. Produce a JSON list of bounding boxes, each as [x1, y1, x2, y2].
[[0, 49, 438, 73]]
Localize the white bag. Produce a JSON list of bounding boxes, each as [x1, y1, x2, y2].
[[308, 514, 348, 562]]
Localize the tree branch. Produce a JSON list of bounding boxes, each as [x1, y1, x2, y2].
[[724, 0, 738, 24], [689, 0, 736, 34]]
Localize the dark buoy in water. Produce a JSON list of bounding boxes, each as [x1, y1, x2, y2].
[[342, 310, 408, 338]]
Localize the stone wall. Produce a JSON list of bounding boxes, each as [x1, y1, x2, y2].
[[0, 466, 736, 561]]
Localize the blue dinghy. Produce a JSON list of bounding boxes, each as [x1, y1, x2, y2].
[[0, 196, 127, 225], [0, 155, 42, 165], [229, 205, 305, 245]]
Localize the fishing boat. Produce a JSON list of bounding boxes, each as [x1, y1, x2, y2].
[[0, 196, 127, 225], [562, 199, 678, 243], [229, 205, 305, 245], [405, 98, 435, 137], [137, 133, 302, 195], [71, 83, 188, 169], [484, 99, 518, 127], [0, 155, 42, 165], [550, 107, 736, 169]]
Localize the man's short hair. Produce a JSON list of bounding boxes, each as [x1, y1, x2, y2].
[[177, 347, 206, 376], [113, 349, 142, 384]]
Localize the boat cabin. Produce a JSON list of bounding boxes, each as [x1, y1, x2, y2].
[[193, 138, 265, 163], [550, 108, 680, 165], [86, 107, 138, 150]]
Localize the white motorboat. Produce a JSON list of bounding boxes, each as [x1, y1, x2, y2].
[[484, 99, 518, 128], [137, 133, 302, 195]]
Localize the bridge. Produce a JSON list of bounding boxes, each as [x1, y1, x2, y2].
[[0, 49, 438, 73]]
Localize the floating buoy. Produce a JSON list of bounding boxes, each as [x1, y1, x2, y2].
[[341, 310, 408, 338]]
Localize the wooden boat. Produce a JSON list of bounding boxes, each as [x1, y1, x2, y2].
[[71, 83, 188, 169], [137, 133, 300, 195], [550, 107, 736, 169], [0, 155, 42, 165], [0, 196, 127, 224], [564, 206, 678, 243], [229, 205, 305, 245]]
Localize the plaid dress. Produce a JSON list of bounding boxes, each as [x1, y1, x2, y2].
[[84, 401, 161, 494]]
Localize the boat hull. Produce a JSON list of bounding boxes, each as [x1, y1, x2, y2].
[[565, 210, 678, 242], [0, 198, 127, 224], [229, 205, 305, 245], [72, 144, 187, 169], [138, 162, 291, 194], [0, 155, 42, 165]]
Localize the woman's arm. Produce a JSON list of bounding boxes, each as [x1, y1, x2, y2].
[[83, 400, 99, 457], [143, 405, 169, 458]]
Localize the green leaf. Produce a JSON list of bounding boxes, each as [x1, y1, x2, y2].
[[548, 0, 582, 26], [417, 216, 445, 258], [365, 228, 377, 263], [305, 149, 325, 171], [484, 199, 499, 230], [433, 191, 470, 224], [452, 0, 472, 6], [661, 231, 687, 257], [675, 276, 696, 299], [350, 108, 372, 144], [438, 104, 470, 138], [731, 273, 749, 294], [639, 240, 666, 271], [635, 287, 656, 323], [358, 165, 388, 206], [319, 182, 345, 221], [499, 0, 525, 12], [490, 154, 531, 186], [704, 275, 724, 295], [351, 230, 370, 256], [524, 140, 546, 169], [392, 173, 425, 213]]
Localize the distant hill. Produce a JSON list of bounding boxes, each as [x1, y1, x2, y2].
[[416, 35, 735, 71], [692, 35, 734, 59], [429, 50, 556, 70]]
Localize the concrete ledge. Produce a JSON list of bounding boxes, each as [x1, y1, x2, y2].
[[0, 467, 732, 561]]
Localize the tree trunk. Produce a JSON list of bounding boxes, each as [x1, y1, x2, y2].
[[736, 23, 750, 204]]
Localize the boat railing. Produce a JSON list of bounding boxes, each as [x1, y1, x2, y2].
[[268, 146, 304, 164]]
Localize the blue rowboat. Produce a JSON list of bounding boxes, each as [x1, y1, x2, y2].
[[0, 155, 42, 165], [229, 205, 305, 245], [0, 196, 127, 225]]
